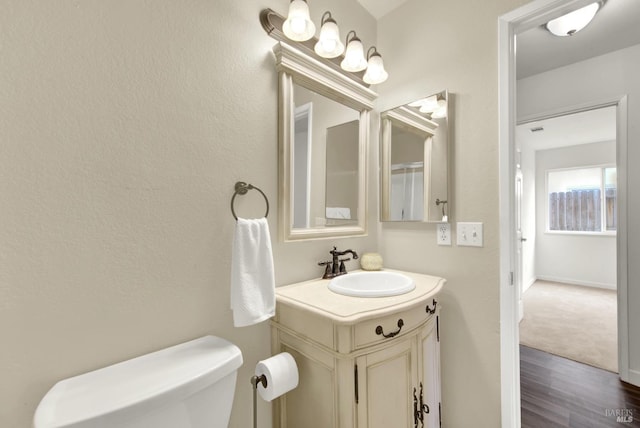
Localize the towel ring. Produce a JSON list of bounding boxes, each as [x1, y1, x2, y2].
[[231, 181, 269, 220]]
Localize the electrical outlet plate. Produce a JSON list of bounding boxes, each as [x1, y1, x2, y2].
[[437, 223, 451, 246], [456, 222, 483, 247]]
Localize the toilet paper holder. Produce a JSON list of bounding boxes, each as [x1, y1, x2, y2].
[[250, 374, 267, 428], [250, 352, 298, 428]]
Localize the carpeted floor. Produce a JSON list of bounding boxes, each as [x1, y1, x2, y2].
[[519, 280, 618, 373]]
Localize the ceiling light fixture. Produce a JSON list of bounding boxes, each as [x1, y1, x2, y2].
[[341, 31, 368, 72], [545, 1, 602, 37], [282, 0, 316, 41], [314, 12, 344, 58], [363, 47, 388, 84]]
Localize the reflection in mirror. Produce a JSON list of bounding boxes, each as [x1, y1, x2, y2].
[[325, 120, 359, 226], [292, 84, 360, 229], [381, 90, 449, 222], [390, 126, 426, 221]]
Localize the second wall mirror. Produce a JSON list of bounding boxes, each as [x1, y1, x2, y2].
[[274, 42, 378, 241], [381, 90, 450, 222]]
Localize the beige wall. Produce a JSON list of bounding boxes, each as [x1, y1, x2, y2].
[[0, 1, 377, 427], [377, 0, 528, 426]]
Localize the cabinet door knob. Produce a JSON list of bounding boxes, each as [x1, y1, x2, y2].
[[375, 319, 404, 338]]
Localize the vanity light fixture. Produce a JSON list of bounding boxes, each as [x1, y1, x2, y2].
[[282, 0, 316, 41], [545, 1, 603, 36], [363, 47, 388, 84], [410, 95, 447, 118], [340, 31, 368, 72], [418, 95, 446, 114], [314, 12, 345, 58], [407, 98, 429, 108], [417, 95, 438, 113], [430, 105, 447, 119], [260, 7, 387, 86]]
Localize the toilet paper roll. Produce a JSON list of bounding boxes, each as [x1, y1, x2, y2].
[[255, 352, 299, 402]]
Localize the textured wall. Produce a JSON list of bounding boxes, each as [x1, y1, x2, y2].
[[0, 1, 377, 426], [376, 0, 529, 426]]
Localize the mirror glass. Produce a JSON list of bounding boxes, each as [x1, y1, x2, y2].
[[292, 84, 360, 229], [381, 90, 450, 222]]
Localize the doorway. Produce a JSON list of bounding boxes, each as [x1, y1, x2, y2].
[[516, 106, 618, 374], [498, 0, 635, 426], [293, 102, 312, 229]]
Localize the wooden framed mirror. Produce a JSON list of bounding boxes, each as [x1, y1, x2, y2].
[[274, 42, 377, 241], [380, 90, 450, 222]]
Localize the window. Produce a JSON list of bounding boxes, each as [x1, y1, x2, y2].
[[547, 166, 616, 233]]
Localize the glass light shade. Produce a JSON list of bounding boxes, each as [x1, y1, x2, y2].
[[282, 0, 316, 42], [340, 38, 367, 72], [314, 20, 344, 58], [363, 54, 388, 84], [408, 98, 428, 107], [418, 95, 439, 113], [546, 2, 600, 36], [431, 106, 447, 119]]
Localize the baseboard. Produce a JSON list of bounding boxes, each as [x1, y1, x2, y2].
[[536, 275, 616, 290], [522, 277, 537, 294], [627, 369, 640, 388]]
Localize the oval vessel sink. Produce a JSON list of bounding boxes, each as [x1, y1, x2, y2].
[[328, 271, 415, 297]]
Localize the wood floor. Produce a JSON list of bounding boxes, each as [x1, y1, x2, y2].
[[520, 345, 640, 427]]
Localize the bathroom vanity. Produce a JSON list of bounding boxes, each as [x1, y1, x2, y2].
[[270, 269, 444, 428]]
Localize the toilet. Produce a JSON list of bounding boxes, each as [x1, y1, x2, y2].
[[33, 335, 243, 428]]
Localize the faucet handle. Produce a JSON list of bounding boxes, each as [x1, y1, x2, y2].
[[338, 258, 351, 273], [318, 261, 332, 279]]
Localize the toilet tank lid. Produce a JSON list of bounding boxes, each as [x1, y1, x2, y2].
[[34, 335, 243, 428]]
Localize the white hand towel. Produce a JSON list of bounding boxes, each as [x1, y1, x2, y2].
[[230, 217, 275, 327]]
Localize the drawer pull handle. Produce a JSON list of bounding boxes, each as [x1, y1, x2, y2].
[[375, 319, 404, 338], [426, 299, 438, 315]]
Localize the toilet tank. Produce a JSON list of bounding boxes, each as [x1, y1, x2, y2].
[[34, 336, 243, 428]]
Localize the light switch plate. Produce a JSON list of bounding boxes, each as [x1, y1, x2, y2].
[[437, 223, 451, 246], [456, 222, 483, 247]]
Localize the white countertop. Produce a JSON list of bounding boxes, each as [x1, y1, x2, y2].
[[275, 269, 445, 324]]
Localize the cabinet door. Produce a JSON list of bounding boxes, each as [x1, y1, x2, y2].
[[418, 314, 441, 428], [355, 337, 418, 428], [273, 333, 338, 428]]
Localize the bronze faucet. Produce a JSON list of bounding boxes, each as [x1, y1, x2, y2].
[[318, 246, 359, 279]]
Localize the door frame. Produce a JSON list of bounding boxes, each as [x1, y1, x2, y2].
[[498, 1, 630, 426], [293, 102, 313, 229]]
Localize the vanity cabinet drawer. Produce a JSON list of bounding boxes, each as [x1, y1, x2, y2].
[[353, 302, 435, 350], [276, 304, 335, 350]]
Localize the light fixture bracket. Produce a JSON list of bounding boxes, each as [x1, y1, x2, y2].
[[260, 8, 368, 87]]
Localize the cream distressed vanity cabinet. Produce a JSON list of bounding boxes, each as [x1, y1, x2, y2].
[[271, 270, 444, 428]]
